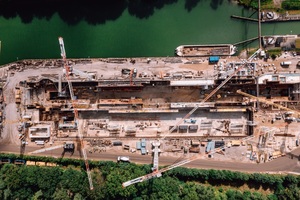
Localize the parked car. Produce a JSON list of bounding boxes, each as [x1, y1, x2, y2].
[[117, 156, 130, 163]]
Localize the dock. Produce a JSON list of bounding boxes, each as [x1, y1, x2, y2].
[[231, 15, 258, 22], [234, 37, 259, 46], [262, 16, 300, 23], [232, 13, 300, 23]]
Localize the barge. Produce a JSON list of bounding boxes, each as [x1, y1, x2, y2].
[[175, 44, 237, 57]]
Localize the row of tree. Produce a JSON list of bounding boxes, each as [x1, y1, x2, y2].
[[282, 0, 300, 10], [0, 153, 299, 199], [238, 0, 275, 9]]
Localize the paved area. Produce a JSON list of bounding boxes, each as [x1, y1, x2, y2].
[[1, 143, 300, 174]]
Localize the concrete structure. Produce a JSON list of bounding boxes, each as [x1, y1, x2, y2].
[[28, 125, 51, 139]]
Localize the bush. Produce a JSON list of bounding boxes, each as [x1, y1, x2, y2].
[[282, 0, 300, 10]]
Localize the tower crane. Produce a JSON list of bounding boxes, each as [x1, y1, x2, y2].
[[58, 37, 94, 190], [123, 49, 262, 187]]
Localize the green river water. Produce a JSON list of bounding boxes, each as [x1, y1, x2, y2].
[[0, 0, 300, 65]]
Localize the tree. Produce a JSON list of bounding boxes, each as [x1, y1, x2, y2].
[[196, 185, 216, 200], [3, 189, 12, 200], [179, 182, 199, 200], [73, 193, 83, 200], [31, 190, 43, 200], [271, 54, 277, 60], [59, 167, 88, 196], [52, 188, 71, 200]]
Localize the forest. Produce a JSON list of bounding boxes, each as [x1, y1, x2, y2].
[[1, 153, 300, 199]]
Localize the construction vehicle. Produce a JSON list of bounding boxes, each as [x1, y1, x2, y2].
[[58, 37, 94, 190], [123, 49, 262, 187]]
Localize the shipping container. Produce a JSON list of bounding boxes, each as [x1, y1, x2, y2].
[[136, 142, 141, 150]]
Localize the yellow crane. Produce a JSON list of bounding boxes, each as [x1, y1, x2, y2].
[[58, 37, 94, 190]]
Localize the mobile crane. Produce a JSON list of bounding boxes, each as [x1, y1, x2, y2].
[[58, 37, 94, 190], [123, 49, 262, 187]]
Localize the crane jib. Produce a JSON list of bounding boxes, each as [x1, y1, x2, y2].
[[58, 37, 94, 190]]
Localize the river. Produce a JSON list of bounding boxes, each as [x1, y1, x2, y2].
[[0, 0, 300, 65]]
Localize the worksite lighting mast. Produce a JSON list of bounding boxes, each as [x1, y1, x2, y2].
[[58, 37, 94, 190]]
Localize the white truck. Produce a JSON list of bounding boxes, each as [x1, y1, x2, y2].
[[280, 61, 292, 67]]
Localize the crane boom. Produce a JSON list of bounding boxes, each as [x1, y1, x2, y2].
[[59, 37, 66, 59], [58, 37, 94, 190], [236, 89, 300, 116], [122, 154, 201, 188]]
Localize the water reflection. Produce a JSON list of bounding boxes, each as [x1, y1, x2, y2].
[[0, 0, 212, 24]]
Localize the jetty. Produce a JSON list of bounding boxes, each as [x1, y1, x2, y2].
[[231, 15, 258, 22], [234, 37, 259, 46]]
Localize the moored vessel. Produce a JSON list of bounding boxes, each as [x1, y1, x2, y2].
[[175, 44, 237, 57]]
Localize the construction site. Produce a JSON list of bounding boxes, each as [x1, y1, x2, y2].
[[1, 37, 300, 188]]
